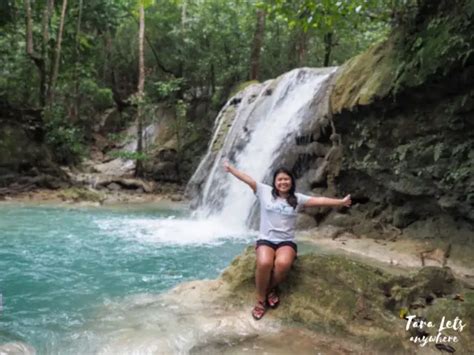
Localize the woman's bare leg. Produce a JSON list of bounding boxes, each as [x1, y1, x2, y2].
[[270, 246, 296, 289], [255, 245, 275, 302]]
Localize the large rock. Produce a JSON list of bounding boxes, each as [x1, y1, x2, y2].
[[290, 0, 474, 243], [220, 247, 473, 354]]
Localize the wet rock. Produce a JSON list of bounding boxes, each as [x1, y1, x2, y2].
[[170, 194, 183, 202], [107, 182, 121, 191]]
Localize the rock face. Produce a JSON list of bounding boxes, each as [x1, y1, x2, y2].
[[283, 0, 474, 241], [0, 105, 48, 175], [328, 0, 473, 237], [220, 247, 474, 354], [0, 103, 68, 193]]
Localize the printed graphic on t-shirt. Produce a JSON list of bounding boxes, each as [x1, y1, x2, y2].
[[265, 201, 296, 216]]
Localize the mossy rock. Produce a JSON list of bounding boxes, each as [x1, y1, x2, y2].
[[58, 187, 105, 203], [228, 80, 259, 99], [211, 105, 238, 153], [220, 248, 471, 353], [331, 38, 398, 113]]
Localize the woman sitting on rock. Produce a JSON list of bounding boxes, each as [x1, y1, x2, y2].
[[224, 161, 352, 320]]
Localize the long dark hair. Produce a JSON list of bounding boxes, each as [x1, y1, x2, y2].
[[271, 167, 297, 209]]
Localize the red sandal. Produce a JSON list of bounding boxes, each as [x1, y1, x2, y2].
[[251, 300, 267, 320], [267, 288, 280, 309]]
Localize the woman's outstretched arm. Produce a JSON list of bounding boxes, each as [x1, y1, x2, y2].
[[223, 161, 257, 193], [304, 195, 352, 208]]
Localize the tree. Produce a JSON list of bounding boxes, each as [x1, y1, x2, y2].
[[135, 2, 146, 177], [250, 8, 266, 80], [71, 0, 84, 121], [265, 0, 390, 67], [24, 0, 51, 107], [47, 0, 68, 108]]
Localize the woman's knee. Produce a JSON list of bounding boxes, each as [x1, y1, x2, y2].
[[274, 257, 293, 272], [256, 257, 274, 270]]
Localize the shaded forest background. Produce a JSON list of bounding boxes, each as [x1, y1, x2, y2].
[[1, 0, 415, 182]]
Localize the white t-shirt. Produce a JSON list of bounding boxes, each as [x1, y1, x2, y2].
[[255, 182, 312, 243]]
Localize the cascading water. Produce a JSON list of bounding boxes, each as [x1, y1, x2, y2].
[[188, 67, 337, 230]]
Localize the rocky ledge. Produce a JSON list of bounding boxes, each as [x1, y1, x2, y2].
[[144, 247, 474, 354]]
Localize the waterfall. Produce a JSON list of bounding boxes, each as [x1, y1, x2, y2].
[[187, 67, 337, 230]]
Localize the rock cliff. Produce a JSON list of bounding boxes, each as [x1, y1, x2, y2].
[[293, 0, 473, 244]]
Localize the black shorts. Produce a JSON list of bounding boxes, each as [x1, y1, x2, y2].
[[255, 239, 297, 254]]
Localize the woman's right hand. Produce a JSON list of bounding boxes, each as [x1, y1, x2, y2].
[[222, 160, 257, 192], [223, 160, 232, 172]]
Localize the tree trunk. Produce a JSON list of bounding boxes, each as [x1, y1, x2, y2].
[[40, 0, 54, 107], [323, 32, 333, 67], [47, 0, 68, 108], [24, 0, 35, 59], [71, 0, 83, 122], [176, 0, 187, 79], [135, 4, 145, 178], [287, 31, 298, 70], [24, 0, 47, 107], [297, 30, 308, 66], [181, 0, 187, 28], [249, 8, 265, 80]]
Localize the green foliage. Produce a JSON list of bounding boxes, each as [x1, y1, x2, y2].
[[392, 0, 474, 92], [45, 112, 86, 165], [433, 143, 444, 162], [153, 78, 183, 100], [263, 0, 391, 66], [81, 79, 114, 110], [266, 0, 390, 32], [107, 132, 128, 143], [1, 0, 405, 173]]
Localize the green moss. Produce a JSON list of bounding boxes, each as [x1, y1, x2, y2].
[[228, 80, 259, 99], [220, 248, 471, 351], [210, 105, 237, 152], [58, 187, 105, 203], [367, 331, 409, 354]]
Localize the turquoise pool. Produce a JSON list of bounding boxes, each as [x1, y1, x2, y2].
[[0, 203, 252, 353]]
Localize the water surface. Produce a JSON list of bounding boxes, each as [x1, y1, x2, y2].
[[0, 203, 252, 353]]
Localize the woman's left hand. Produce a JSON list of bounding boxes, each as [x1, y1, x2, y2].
[[341, 194, 352, 207]]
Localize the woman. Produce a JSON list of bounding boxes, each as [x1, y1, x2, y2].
[[223, 161, 352, 320]]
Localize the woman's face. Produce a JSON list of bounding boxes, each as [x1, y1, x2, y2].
[[274, 172, 292, 194]]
